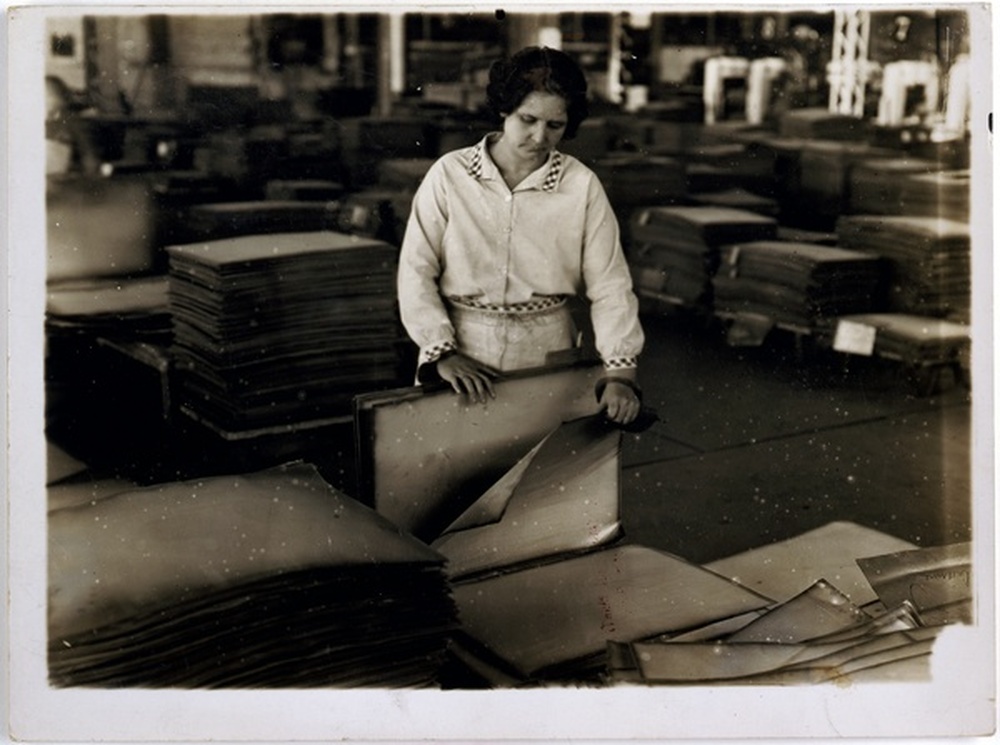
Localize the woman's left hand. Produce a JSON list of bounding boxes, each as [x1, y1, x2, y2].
[[600, 380, 642, 425]]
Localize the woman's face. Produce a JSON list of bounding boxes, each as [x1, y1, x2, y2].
[[501, 91, 568, 164]]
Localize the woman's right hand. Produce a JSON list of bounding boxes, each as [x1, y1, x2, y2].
[[437, 353, 498, 403]]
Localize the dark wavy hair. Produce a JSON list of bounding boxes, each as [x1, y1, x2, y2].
[[485, 46, 589, 140]]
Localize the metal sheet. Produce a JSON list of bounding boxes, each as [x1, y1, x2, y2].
[[620, 627, 939, 685], [432, 415, 622, 580], [706, 520, 918, 605], [856, 542, 973, 614], [353, 362, 605, 539], [727, 579, 867, 644], [451, 544, 771, 680], [46, 440, 89, 486]]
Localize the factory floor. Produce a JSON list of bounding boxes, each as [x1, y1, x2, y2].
[[46, 308, 975, 567], [617, 311, 973, 565]]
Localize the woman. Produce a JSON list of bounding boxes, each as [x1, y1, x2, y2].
[[397, 46, 644, 425]]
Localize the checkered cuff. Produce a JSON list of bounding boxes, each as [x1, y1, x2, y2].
[[418, 340, 458, 368], [603, 356, 639, 371]]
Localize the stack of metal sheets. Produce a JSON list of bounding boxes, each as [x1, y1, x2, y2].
[[357, 117, 433, 159], [847, 157, 940, 215], [339, 116, 434, 187], [712, 240, 885, 326], [355, 368, 766, 685], [377, 157, 435, 192], [826, 313, 970, 365], [333, 189, 414, 245], [591, 154, 688, 214], [798, 141, 896, 220], [836, 216, 970, 318], [433, 115, 495, 156], [739, 136, 806, 217], [183, 200, 342, 242], [778, 107, 870, 140], [898, 170, 970, 221], [639, 98, 706, 155], [558, 117, 614, 166], [48, 462, 457, 688], [264, 179, 345, 202], [45, 275, 172, 341], [775, 225, 839, 246], [689, 187, 780, 217], [47, 173, 160, 283], [626, 205, 778, 309], [167, 230, 404, 433], [680, 143, 777, 195]]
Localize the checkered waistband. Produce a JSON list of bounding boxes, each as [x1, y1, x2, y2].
[[448, 295, 569, 315]]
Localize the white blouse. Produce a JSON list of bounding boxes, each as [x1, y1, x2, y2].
[[397, 133, 644, 371]]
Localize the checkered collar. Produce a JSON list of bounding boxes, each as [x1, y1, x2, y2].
[[467, 133, 564, 193]]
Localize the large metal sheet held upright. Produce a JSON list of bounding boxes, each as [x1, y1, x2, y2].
[[353, 361, 605, 540]]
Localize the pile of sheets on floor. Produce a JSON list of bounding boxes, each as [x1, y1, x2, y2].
[[836, 215, 971, 320], [167, 230, 405, 433], [436, 415, 768, 682], [821, 312, 971, 366], [48, 462, 457, 688], [608, 535, 971, 685], [47, 366, 976, 690], [437, 421, 969, 687], [711, 240, 885, 327], [626, 205, 779, 310], [354, 367, 974, 688]]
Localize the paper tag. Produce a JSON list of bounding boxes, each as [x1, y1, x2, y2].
[[833, 319, 877, 356], [351, 204, 369, 227]]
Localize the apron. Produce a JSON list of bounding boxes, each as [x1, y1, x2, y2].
[[448, 296, 578, 372]]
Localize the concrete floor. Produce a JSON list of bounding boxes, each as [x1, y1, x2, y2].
[[617, 312, 973, 565]]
